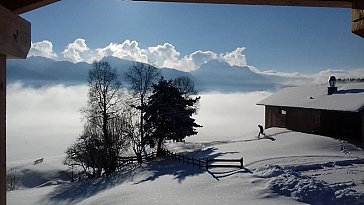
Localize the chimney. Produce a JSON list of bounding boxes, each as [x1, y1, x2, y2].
[[327, 76, 337, 95]]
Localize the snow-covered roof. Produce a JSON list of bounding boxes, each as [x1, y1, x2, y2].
[[257, 83, 364, 112]]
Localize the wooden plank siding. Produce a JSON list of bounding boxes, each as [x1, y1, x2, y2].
[[265, 106, 287, 128], [286, 107, 321, 134], [320, 110, 361, 142], [264, 106, 364, 145]]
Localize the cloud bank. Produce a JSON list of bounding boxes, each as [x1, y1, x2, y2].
[[27, 38, 364, 85], [7, 83, 269, 161], [29, 40, 58, 60], [28, 38, 247, 72], [7, 83, 87, 161]]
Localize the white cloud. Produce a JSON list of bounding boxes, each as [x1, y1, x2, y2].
[[248, 66, 364, 87], [312, 68, 364, 85], [62, 38, 90, 63], [28, 40, 58, 59], [32, 38, 251, 71], [97, 40, 148, 63], [28, 39, 364, 88], [147, 43, 180, 68], [182, 50, 219, 71], [61, 39, 149, 64], [221, 47, 247, 67]]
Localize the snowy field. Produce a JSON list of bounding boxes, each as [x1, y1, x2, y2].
[[6, 84, 364, 205]]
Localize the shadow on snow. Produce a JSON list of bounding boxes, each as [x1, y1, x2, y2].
[[46, 166, 139, 205], [134, 147, 239, 184], [45, 134, 272, 204]]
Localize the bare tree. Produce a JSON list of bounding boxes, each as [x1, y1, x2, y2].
[[64, 116, 130, 178], [172, 76, 197, 97], [125, 62, 160, 162], [66, 61, 128, 176]]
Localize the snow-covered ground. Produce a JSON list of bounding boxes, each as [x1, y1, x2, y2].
[[6, 85, 364, 204]]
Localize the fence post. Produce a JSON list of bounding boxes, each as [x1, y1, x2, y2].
[[205, 157, 209, 170], [240, 157, 244, 169]]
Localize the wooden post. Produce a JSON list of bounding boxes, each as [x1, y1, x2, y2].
[[240, 157, 244, 169], [0, 9, 31, 203], [205, 157, 209, 170], [352, 0, 364, 38], [0, 54, 6, 205]]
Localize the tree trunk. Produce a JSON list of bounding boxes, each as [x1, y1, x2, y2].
[[156, 137, 164, 157], [136, 153, 143, 164], [140, 96, 144, 146], [103, 105, 110, 175]]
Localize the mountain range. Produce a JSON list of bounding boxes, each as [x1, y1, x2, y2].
[[8, 56, 287, 92]]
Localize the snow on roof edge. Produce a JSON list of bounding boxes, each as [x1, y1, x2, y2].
[[256, 83, 364, 112]]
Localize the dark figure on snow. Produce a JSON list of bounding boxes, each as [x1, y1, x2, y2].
[[258, 124, 265, 138]]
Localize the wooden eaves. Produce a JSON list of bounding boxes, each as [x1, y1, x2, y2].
[[0, 0, 363, 205]]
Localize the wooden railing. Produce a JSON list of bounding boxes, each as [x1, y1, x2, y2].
[[117, 152, 157, 166], [116, 150, 244, 170], [207, 158, 244, 169], [165, 149, 244, 170]]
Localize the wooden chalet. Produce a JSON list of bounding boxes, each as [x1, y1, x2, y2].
[[257, 78, 364, 146]]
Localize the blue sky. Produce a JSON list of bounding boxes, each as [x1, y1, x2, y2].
[[22, 0, 364, 74]]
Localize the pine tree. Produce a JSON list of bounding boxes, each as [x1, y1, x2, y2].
[[144, 78, 201, 156]]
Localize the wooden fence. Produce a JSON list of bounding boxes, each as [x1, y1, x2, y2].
[[165, 149, 244, 170], [116, 150, 244, 170], [117, 152, 157, 167]]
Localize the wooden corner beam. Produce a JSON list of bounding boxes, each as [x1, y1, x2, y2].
[[0, 4, 31, 59], [0, 54, 5, 205], [0, 5, 31, 205], [352, 0, 364, 38]]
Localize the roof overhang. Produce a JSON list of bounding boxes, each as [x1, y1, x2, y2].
[[0, 0, 59, 14], [134, 0, 355, 8], [2, 0, 358, 14]]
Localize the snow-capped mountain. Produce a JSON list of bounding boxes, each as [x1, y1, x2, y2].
[[8, 56, 278, 92]]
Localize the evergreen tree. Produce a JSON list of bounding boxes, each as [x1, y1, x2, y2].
[[144, 78, 201, 156]]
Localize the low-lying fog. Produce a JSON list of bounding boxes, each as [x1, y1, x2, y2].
[[7, 83, 270, 162]]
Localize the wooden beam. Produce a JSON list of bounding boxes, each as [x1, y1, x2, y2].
[[0, 4, 31, 59], [11, 0, 59, 14], [0, 54, 5, 205], [136, 0, 353, 8], [352, 0, 364, 38]]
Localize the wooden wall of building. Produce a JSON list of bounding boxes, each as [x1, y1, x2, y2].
[[320, 110, 362, 144], [264, 106, 363, 145], [265, 106, 286, 128], [286, 107, 321, 134]]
